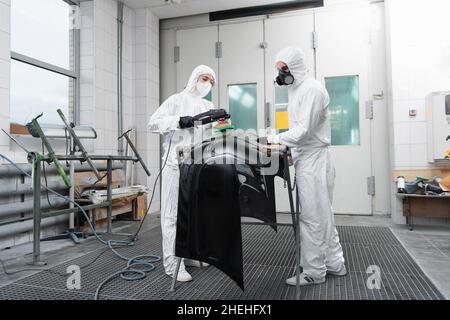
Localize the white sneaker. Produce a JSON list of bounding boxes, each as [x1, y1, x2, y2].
[[184, 259, 210, 268], [327, 265, 347, 277], [286, 273, 325, 287], [168, 269, 193, 282]]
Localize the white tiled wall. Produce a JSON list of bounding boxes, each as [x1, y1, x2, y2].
[[78, 3, 160, 213], [0, 0, 10, 155], [94, 0, 118, 155], [80, 1, 95, 130], [386, 0, 450, 225], [387, 0, 450, 170], [133, 8, 160, 213], [122, 6, 135, 134], [79, 0, 122, 155]]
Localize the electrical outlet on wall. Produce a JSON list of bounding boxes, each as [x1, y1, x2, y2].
[[409, 109, 417, 117]]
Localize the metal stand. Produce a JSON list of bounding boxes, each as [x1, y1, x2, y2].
[[4, 113, 151, 265], [282, 151, 301, 300], [107, 158, 113, 234], [32, 154, 148, 264], [30, 135, 150, 263], [42, 137, 84, 244], [31, 154, 46, 266], [169, 257, 182, 292], [169, 150, 302, 299], [68, 157, 80, 243]]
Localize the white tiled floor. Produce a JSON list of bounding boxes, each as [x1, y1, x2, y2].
[[390, 224, 450, 299]]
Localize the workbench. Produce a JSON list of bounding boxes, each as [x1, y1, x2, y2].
[[397, 193, 450, 230]]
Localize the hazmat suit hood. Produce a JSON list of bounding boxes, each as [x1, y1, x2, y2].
[[148, 64, 217, 167], [183, 65, 216, 96], [275, 47, 308, 86]]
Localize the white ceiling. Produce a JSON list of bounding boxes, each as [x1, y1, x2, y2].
[[120, 0, 298, 19]]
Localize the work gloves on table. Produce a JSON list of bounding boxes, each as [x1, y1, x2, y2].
[[179, 109, 229, 129]]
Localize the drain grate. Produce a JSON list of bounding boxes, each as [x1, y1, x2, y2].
[[0, 225, 444, 300]]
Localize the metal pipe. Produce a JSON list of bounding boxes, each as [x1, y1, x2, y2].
[[0, 215, 69, 238], [57, 109, 101, 180], [32, 159, 41, 265], [120, 130, 151, 176], [69, 155, 75, 231], [107, 159, 113, 233], [73, 14, 81, 126], [42, 202, 110, 219], [283, 150, 301, 300], [117, 1, 124, 156], [11, 51, 78, 79], [0, 181, 68, 197], [0, 197, 68, 218], [0, 215, 33, 226], [0, 162, 123, 177]]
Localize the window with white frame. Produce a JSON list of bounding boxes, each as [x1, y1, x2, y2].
[[10, 0, 79, 128]]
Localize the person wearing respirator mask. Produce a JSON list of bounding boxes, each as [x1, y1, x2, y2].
[[267, 47, 346, 287], [148, 65, 218, 282], [196, 80, 212, 98]]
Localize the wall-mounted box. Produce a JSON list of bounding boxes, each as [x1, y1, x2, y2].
[[427, 92, 450, 163]]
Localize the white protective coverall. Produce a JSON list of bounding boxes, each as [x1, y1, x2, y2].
[[272, 47, 345, 280], [148, 65, 216, 276]]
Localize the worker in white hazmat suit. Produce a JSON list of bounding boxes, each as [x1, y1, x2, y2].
[[148, 65, 217, 282], [268, 47, 346, 286]]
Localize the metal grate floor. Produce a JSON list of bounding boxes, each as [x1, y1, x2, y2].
[[0, 225, 444, 300]]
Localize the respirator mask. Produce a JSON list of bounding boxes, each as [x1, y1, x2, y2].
[[276, 69, 294, 86], [196, 82, 212, 98]]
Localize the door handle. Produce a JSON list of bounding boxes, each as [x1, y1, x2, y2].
[[265, 102, 271, 128], [373, 90, 384, 100]]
